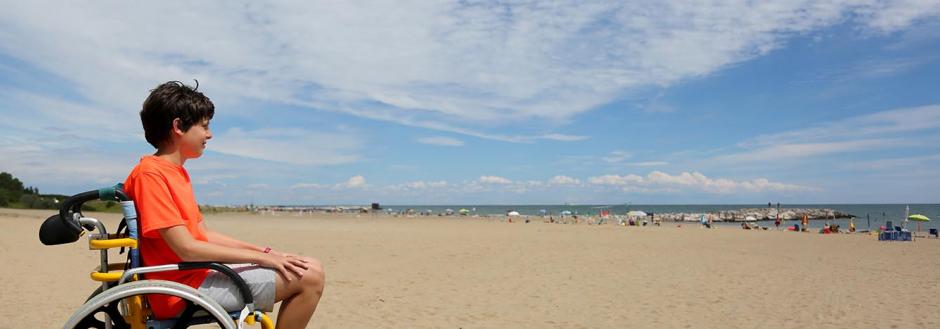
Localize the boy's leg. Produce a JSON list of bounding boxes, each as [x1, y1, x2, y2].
[[274, 257, 326, 329]]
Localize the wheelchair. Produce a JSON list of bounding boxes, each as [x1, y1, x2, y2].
[[39, 184, 274, 329]]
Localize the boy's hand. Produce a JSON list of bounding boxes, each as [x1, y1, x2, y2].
[[257, 253, 309, 281], [272, 250, 315, 264]]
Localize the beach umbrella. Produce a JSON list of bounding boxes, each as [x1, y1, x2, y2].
[[507, 211, 521, 216], [560, 210, 572, 216], [908, 214, 930, 233], [458, 208, 470, 215], [627, 210, 647, 217]]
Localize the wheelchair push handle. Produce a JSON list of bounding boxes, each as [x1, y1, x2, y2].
[[39, 184, 130, 245]]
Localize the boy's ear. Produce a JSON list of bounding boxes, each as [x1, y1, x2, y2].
[[171, 118, 183, 135]]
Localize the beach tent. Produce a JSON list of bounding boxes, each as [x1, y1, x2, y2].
[[458, 208, 470, 215], [507, 211, 521, 216], [627, 210, 647, 217], [908, 214, 930, 233]]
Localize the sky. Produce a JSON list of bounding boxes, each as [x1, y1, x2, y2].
[[1, 1, 940, 205]]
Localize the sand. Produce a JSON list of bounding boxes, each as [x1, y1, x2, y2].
[[4, 208, 939, 328]]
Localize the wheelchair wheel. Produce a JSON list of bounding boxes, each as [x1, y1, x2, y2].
[[63, 280, 235, 329]]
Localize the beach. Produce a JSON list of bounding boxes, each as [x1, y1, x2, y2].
[[6, 208, 939, 329]]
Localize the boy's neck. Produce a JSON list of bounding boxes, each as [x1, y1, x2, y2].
[[154, 148, 186, 166]]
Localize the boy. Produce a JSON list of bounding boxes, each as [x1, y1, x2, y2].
[[123, 81, 324, 328]]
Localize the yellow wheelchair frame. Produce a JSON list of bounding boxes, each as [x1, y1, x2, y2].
[[40, 185, 274, 329]]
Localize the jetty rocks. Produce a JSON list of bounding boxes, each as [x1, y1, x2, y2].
[[654, 208, 854, 222]]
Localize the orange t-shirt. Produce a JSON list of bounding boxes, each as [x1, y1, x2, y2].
[[124, 155, 209, 319]]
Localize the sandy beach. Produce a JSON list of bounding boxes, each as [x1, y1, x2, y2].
[[5, 208, 939, 328]]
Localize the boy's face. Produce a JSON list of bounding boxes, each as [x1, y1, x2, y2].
[[176, 118, 212, 160]]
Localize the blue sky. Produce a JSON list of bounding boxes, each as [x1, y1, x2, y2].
[[2, 1, 940, 205]]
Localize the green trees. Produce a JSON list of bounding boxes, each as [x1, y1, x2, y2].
[[0, 172, 116, 211], [0, 172, 44, 207], [1, 172, 30, 206]]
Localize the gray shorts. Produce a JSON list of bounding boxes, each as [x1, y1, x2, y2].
[[198, 264, 276, 312]]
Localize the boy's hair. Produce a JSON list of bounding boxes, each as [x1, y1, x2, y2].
[[140, 81, 215, 149]]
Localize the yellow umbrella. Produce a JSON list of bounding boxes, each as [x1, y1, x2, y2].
[[908, 214, 930, 233]]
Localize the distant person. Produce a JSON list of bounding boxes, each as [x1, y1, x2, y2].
[[774, 216, 781, 229], [124, 81, 324, 326]]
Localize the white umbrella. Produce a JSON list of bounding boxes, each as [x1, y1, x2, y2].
[[627, 210, 647, 217], [507, 211, 521, 216]]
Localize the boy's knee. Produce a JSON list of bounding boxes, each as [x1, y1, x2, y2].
[[302, 259, 325, 293]]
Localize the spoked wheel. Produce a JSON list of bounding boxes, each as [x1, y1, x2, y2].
[[72, 300, 130, 329], [64, 280, 235, 329]]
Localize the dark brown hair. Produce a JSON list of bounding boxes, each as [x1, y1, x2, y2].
[[140, 81, 215, 149]]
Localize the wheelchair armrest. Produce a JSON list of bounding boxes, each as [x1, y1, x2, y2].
[[118, 263, 254, 306]]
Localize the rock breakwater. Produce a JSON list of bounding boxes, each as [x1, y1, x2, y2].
[[652, 208, 854, 222]]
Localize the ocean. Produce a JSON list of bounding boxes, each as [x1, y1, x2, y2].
[[376, 203, 940, 231]]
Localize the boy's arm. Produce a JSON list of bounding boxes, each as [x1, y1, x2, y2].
[[159, 225, 308, 281], [201, 222, 296, 257], [202, 224, 266, 252]]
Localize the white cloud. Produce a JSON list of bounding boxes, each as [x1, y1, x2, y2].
[[588, 171, 811, 193], [711, 104, 940, 164], [588, 174, 645, 186], [290, 183, 326, 190], [2, 1, 937, 142], [715, 139, 909, 163], [548, 175, 581, 185], [743, 104, 940, 148], [628, 161, 669, 167], [396, 180, 449, 190], [479, 175, 512, 185], [537, 133, 590, 142], [417, 136, 464, 146], [602, 151, 631, 163], [210, 127, 363, 166], [859, 0, 940, 32], [339, 175, 367, 189]]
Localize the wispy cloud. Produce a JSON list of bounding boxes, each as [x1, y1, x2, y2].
[[338, 175, 367, 189], [210, 127, 363, 166], [587, 171, 812, 194], [710, 104, 940, 164], [602, 151, 631, 163], [417, 136, 464, 147], [628, 161, 670, 167], [479, 175, 513, 185], [548, 175, 581, 186], [3, 1, 937, 142]]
